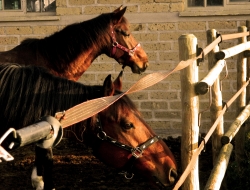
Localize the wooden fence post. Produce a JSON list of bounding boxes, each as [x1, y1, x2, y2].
[[245, 21, 250, 163], [179, 34, 199, 190], [207, 29, 223, 164], [235, 26, 248, 166]]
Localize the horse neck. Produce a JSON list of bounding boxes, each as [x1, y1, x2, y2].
[[40, 17, 111, 80]]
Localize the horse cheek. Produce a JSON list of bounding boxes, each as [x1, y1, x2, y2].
[[97, 143, 129, 168]]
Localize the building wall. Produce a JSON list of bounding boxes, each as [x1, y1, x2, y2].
[[0, 0, 248, 137]]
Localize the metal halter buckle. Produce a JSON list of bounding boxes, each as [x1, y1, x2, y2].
[[131, 147, 143, 158]]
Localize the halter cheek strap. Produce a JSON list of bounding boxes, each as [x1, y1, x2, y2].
[[95, 115, 161, 179], [119, 135, 161, 179], [109, 25, 141, 58]]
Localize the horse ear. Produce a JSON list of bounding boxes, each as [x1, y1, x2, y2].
[[103, 74, 115, 96], [112, 6, 127, 25], [113, 70, 123, 91], [113, 5, 123, 13]]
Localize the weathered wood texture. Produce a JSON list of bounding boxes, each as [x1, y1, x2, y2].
[[195, 60, 226, 95], [204, 143, 233, 190], [207, 29, 224, 164], [179, 34, 199, 190], [222, 104, 250, 145], [215, 41, 250, 60], [235, 26, 248, 166]]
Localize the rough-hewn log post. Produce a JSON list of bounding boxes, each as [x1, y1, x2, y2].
[[179, 34, 199, 190], [222, 104, 250, 145], [235, 26, 248, 166], [204, 143, 233, 190], [245, 21, 250, 167], [207, 29, 223, 164]]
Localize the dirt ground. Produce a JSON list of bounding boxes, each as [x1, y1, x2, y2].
[[0, 136, 213, 190]]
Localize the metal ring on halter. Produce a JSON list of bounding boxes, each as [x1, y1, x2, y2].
[[97, 131, 107, 140], [118, 171, 134, 179], [113, 42, 118, 46], [124, 172, 134, 179]]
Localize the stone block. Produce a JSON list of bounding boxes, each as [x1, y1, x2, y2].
[[5, 26, 32, 35]]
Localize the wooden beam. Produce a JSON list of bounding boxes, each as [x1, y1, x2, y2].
[[204, 143, 233, 190], [215, 41, 250, 60], [235, 25, 248, 167], [207, 29, 224, 165], [195, 60, 226, 95], [179, 34, 200, 190], [222, 104, 250, 145]]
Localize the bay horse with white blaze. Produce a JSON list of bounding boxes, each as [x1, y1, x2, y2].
[[0, 63, 177, 189], [0, 6, 148, 81]]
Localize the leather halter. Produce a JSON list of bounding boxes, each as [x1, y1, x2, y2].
[[95, 115, 161, 179], [109, 24, 141, 59]]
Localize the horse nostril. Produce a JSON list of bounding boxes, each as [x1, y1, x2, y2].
[[169, 168, 178, 184]]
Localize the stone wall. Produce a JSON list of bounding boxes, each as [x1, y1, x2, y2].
[[0, 0, 248, 137]]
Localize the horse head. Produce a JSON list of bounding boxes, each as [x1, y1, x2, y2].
[[109, 6, 149, 74], [85, 72, 178, 188]]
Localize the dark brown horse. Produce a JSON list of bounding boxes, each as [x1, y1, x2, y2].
[[0, 6, 148, 81], [0, 63, 177, 189]]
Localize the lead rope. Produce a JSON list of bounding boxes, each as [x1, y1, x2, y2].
[[173, 78, 250, 190], [57, 31, 249, 188], [59, 35, 222, 128]]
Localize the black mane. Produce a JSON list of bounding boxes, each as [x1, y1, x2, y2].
[[0, 63, 103, 132]]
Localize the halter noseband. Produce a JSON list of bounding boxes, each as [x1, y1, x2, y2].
[[95, 115, 161, 179], [109, 24, 141, 59]]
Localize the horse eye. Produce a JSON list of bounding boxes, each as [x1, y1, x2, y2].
[[123, 123, 134, 130], [115, 29, 130, 37], [121, 30, 130, 37]]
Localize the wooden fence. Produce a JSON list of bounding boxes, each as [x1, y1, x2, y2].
[[174, 26, 250, 190]]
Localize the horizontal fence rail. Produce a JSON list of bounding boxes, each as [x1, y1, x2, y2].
[[221, 104, 250, 145], [215, 41, 250, 60], [175, 27, 250, 190], [195, 60, 226, 95], [204, 143, 233, 190]]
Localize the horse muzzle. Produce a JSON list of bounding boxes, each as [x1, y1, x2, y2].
[[129, 61, 149, 74], [153, 167, 178, 189]]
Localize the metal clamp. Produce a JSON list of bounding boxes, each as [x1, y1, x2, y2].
[[0, 115, 63, 163], [0, 146, 14, 162], [0, 128, 16, 162], [36, 116, 63, 149]]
